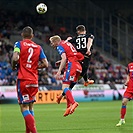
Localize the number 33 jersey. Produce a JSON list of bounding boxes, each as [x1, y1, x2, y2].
[[14, 39, 46, 81], [69, 34, 94, 56]]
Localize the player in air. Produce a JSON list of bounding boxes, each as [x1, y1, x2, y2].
[[12, 26, 48, 133], [49, 35, 84, 117], [55, 25, 94, 104], [116, 62, 133, 127], [68, 25, 94, 86]]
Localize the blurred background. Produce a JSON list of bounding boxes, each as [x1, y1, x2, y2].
[[0, 0, 133, 103]]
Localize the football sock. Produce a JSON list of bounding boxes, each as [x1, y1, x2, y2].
[[121, 105, 126, 119], [25, 110, 34, 133], [30, 110, 34, 116], [62, 82, 76, 96], [25, 121, 30, 133], [64, 88, 75, 104], [22, 110, 37, 133], [62, 92, 65, 96], [83, 73, 88, 82], [66, 95, 71, 108]]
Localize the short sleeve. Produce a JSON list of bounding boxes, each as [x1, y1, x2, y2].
[[39, 47, 47, 60], [14, 41, 21, 53], [57, 45, 65, 55], [88, 34, 94, 39]]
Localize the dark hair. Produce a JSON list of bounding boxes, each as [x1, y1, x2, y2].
[[22, 26, 33, 38], [76, 25, 86, 32]]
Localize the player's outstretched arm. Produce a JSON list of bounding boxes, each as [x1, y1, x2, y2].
[[124, 74, 129, 86], [38, 58, 48, 69]]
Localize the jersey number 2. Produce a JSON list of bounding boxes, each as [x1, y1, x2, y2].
[[27, 47, 33, 63]]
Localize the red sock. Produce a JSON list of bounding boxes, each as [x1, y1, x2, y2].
[[22, 110, 37, 133], [25, 122, 30, 133], [121, 105, 126, 119], [66, 95, 71, 108], [66, 90, 75, 104]]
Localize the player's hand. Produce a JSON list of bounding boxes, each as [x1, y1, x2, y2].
[[12, 67, 17, 71], [124, 82, 128, 86], [12, 64, 18, 71], [66, 36, 72, 41], [86, 50, 91, 56], [55, 71, 61, 79]]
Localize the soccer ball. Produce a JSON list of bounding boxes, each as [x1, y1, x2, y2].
[[36, 3, 47, 14]]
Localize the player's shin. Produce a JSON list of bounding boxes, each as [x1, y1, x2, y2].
[[63, 88, 75, 104], [25, 121, 30, 133], [121, 105, 126, 119], [22, 110, 37, 133]]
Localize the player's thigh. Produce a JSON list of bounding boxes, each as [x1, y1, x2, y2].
[[19, 103, 29, 112], [123, 90, 133, 101]]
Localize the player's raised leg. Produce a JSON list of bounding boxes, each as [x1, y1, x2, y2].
[[62, 84, 78, 117]]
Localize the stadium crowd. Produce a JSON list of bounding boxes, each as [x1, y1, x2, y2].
[[0, 37, 126, 86], [0, 10, 127, 86]]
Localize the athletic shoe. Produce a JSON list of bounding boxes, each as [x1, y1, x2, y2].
[[56, 95, 62, 104], [116, 119, 125, 127], [84, 79, 94, 86], [69, 102, 79, 114], [63, 106, 71, 117]]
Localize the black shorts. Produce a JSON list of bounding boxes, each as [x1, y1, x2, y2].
[[80, 56, 91, 77]]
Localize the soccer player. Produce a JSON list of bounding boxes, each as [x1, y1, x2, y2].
[[116, 62, 133, 127], [55, 25, 94, 104], [68, 25, 94, 86], [49, 35, 84, 117], [12, 26, 48, 133]]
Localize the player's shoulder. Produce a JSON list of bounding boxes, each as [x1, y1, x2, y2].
[[14, 41, 21, 48], [14, 41, 20, 45], [87, 33, 94, 39]]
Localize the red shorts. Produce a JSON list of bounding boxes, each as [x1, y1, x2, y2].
[[17, 79, 38, 104], [63, 61, 82, 84], [123, 89, 133, 100]]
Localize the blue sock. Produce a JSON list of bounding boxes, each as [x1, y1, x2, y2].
[[63, 88, 69, 94], [30, 110, 34, 116], [122, 105, 126, 108], [22, 110, 31, 117]]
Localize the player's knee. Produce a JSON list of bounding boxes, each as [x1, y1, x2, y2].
[[122, 99, 128, 106]]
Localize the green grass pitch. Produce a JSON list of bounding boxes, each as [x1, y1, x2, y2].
[[0, 101, 133, 133]]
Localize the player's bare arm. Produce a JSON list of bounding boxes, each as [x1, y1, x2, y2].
[[55, 53, 66, 79], [12, 51, 19, 70], [86, 38, 93, 56], [38, 58, 48, 69], [124, 74, 129, 86]]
